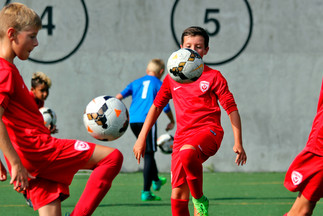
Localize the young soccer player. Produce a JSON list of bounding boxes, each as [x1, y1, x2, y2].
[[116, 58, 175, 201], [283, 78, 323, 216], [30, 71, 57, 134], [21, 71, 55, 207], [133, 26, 247, 216], [0, 3, 123, 216], [30, 71, 51, 109]]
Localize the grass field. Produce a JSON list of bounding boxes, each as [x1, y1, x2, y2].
[[0, 172, 322, 216]]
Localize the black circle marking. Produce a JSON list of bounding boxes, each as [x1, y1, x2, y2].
[[29, 0, 89, 64], [170, 0, 253, 66], [5, 0, 89, 64]]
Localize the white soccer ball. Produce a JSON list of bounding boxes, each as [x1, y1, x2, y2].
[[39, 107, 57, 127], [83, 95, 129, 141], [167, 48, 204, 83], [157, 133, 174, 154]]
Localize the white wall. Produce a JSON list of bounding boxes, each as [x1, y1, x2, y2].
[[1, 0, 322, 172]]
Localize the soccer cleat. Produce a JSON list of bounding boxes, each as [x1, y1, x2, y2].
[[26, 198, 33, 208], [23, 193, 33, 208], [141, 190, 161, 201], [192, 195, 209, 216], [152, 176, 167, 191]]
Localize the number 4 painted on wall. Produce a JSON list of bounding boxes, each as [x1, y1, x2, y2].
[[41, 6, 56, 36]]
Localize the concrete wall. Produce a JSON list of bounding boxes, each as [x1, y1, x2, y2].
[[1, 0, 322, 172]]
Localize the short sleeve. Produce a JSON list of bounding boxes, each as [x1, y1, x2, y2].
[[154, 75, 172, 109], [0, 68, 14, 109]]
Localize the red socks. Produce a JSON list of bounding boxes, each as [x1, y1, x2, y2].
[[71, 149, 123, 216], [171, 198, 189, 216], [179, 148, 203, 199]]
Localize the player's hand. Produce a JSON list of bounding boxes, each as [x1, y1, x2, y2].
[[10, 162, 35, 191], [165, 121, 175, 131], [0, 161, 7, 181], [133, 139, 146, 164], [48, 125, 58, 134], [233, 144, 247, 166]]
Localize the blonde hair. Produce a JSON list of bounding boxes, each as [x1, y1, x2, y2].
[[147, 59, 165, 76], [0, 3, 42, 38], [31, 71, 52, 88]]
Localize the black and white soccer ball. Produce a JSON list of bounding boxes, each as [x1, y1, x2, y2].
[[39, 107, 57, 128], [83, 95, 129, 141], [157, 133, 174, 154], [167, 48, 204, 83]]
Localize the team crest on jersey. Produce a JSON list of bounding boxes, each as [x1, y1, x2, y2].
[[291, 171, 303, 186], [74, 140, 90, 151], [199, 81, 209, 92]]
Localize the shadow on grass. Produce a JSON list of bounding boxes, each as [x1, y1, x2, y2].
[[63, 202, 172, 208], [99, 203, 171, 207], [210, 196, 296, 201]]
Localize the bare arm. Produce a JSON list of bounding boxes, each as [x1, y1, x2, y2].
[[165, 110, 175, 131], [229, 110, 247, 166], [133, 104, 163, 164], [0, 106, 34, 190]]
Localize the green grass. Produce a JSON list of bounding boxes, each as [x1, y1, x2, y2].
[[0, 172, 322, 215]]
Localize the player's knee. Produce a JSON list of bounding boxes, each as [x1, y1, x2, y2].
[[98, 149, 123, 170], [110, 149, 123, 169], [171, 184, 190, 200], [180, 144, 196, 151], [179, 148, 198, 166]]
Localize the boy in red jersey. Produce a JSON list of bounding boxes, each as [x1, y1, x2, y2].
[[0, 3, 123, 216], [30, 71, 52, 109], [283, 79, 323, 216], [30, 71, 57, 135], [133, 26, 247, 216]]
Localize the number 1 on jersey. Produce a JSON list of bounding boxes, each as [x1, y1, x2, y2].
[[141, 80, 150, 99]]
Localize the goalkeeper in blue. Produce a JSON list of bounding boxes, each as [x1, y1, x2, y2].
[[116, 58, 175, 201]]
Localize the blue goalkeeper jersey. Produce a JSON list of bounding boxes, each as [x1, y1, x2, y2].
[[120, 75, 171, 123]]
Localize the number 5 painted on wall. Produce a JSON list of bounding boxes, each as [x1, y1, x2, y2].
[[204, 9, 220, 36]]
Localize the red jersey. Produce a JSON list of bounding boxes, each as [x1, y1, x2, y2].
[[304, 78, 323, 156], [0, 58, 62, 176], [29, 90, 44, 108], [154, 65, 237, 140]]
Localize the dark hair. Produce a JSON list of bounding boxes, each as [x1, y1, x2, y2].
[[181, 26, 209, 48]]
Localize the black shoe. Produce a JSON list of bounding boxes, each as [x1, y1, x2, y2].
[[23, 193, 33, 208]]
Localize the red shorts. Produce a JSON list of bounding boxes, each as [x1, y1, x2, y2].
[[284, 150, 323, 202], [171, 128, 223, 188], [27, 139, 95, 210]]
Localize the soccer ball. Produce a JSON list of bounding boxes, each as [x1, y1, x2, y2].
[[83, 95, 129, 141], [157, 133, 174, 154], [39, 107, 57, 127], [167, 48, 204, 83]]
